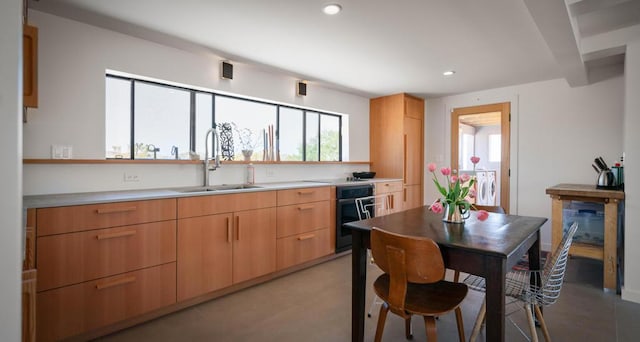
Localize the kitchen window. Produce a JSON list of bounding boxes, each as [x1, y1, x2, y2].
[[105, 74, 343, 161]]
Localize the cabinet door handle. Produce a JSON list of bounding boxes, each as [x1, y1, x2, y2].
[[403, 134, 408, 183], [297, 190, 314, 195], [298, 205, 314, 211], [236, 216, 240, 241], [95, 276, 136, 290], [404, 188, 407, 202], [227, 217, 232, 243], [298, 233, 316, 241], [96, 206, 137, 214], [96, 230, 136, 240], [389, 194, 394, 210]]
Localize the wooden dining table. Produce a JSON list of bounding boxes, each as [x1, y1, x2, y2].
[[343, 206, 547, 342]]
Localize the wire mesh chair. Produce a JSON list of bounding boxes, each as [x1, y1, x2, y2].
[[355, 195, 392, 318], [464, 221, 579, 342]]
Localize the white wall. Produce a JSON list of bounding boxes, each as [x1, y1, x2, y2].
[[0, 0, 23, 340], [425, 76, 624, 251], [23, 10, 370, 195], [622, 39, 640, 303]]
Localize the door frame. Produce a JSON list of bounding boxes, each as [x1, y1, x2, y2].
[[450, 102, 510, 213]]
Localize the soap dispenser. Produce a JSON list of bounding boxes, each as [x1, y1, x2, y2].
[[246, 163, 255, 184]]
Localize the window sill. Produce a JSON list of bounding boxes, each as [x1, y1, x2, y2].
[[23, 159, 370, 165]]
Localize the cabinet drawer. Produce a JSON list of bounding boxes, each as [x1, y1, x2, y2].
[[36, 199, 176, 236], [277, 228, 331, 270], [277, 187, 330, 206], [177, 191, 276, 218], [37, 221, 176, 292], [37, 263, 176, 342], [376, 181, 403, 194], [276, 201, 329, 238]]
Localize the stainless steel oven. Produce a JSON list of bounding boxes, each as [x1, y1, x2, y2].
[[336, 183, 375, 252]]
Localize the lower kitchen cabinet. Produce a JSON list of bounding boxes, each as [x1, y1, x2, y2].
[[376, 181, 404, 215], [29, 186, 334, 340], [276, 228, 331, 270], [22, 270, 36, 342], [177, 213, 233, 301], [233, 207, 277, 284], [36, 263, 176, 342], [176, 207, 278, 300], [403, 184, 423, 210]]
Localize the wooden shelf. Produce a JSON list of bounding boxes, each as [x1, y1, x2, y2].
[[23, 159, 371, 165]]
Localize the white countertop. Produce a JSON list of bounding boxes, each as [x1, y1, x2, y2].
[[23, 178, 402, 208]]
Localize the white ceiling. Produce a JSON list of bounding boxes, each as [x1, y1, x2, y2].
[[29, 0, 639, 98]]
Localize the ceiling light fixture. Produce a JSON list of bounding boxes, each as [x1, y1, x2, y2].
[[323, 4, 342, 15], [443, 70, 455, 76]]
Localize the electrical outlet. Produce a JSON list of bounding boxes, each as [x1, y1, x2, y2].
[[123, 173, 140, 182], [51, 145, 73, 159], [265, 169, 274, 178]]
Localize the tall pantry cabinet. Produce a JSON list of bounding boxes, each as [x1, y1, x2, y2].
[[370, 93, 424, 210]]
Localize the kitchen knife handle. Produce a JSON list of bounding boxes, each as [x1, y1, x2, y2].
[[598, 156, 609, 170]]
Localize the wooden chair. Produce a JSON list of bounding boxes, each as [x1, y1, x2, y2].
[[355, 195, 391, 318], [370, 228, 468, 342]]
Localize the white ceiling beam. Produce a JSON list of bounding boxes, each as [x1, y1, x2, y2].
[[567, 0, 630, 16], [524, 0, 589, 86], [581, 23, 640, 55]]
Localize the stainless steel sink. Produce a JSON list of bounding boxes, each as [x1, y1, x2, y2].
[[176, 184, 262, 193], [208, 184, 263, 191]]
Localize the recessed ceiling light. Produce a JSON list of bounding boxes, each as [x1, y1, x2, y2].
[[323, 4, 342, 15], [443, 70, 456, 76]]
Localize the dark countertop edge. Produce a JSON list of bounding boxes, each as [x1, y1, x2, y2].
[[23, 178, 403, 209], [344, 214, 548, 258]]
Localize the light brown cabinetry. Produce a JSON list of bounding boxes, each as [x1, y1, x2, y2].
[[37, 264, 176, 342], [22, 209, 36, 342], [370, 93, 424, 210], [37, 221, 177, 292], [375, 181, 404, 215], [275, 187, 332, 270], [233, 207, 277, 283], [176, 192, 277, 300], [23, 24, 38, 108], [35, 199, 177, 342], [177, 213, 233, 301], [30, 187, 335, 339]]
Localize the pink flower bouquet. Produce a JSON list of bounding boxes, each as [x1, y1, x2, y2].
[[427, 160, 489, 222]]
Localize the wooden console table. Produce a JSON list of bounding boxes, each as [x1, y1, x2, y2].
[[546, 184, 624, 291]]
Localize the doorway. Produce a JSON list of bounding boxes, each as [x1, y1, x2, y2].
[[451, 102, 510, 213]]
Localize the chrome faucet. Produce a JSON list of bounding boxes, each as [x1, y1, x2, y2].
[[204, 127, 221, 186]]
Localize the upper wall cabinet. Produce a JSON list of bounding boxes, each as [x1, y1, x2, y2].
[[23, 24, 38, 108]]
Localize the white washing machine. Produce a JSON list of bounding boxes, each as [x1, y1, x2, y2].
[[475, 171, 488, 205], [487, 171, 497, 206]]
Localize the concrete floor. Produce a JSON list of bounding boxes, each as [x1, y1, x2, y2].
[[95, 255, 640, 342]]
